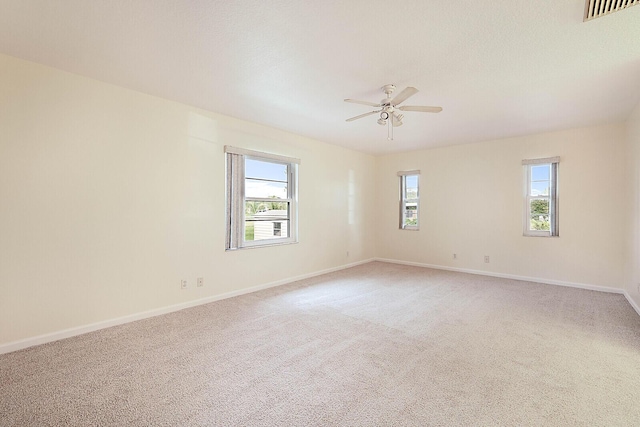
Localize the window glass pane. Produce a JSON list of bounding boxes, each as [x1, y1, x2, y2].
[[245, 201, 288, 221], [405, 175, 418, 198], [245, 159, 288, 182], [245, 220, 289, 241], [531, 181, 550, 196], [531, 165, 550, 181], [245, 179, 287, 199], [404, 203, 418, 226], [530, 215, 550, 231], [523, 162, 557, 237], [529, 199, 550, 231], [530, 199, 549, 215]]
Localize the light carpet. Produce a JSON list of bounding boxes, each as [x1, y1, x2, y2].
[[1, 262, 640, 426]]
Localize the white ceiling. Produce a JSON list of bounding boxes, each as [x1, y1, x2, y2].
[[1, 1, 639, 154]]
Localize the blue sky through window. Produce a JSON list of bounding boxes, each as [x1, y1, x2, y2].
[[246, 159, 287, 182], [245, 158, 288, 199], [531, 165, 550, 196], [405, 175, 418, 198], [531, 165, 550, 181]]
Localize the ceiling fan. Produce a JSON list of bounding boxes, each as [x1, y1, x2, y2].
[[344, 84, 442, 140]]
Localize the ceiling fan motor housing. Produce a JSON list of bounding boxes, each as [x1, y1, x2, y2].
[[382, 84, 396, 96]]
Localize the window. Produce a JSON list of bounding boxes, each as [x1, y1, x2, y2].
[[398, 170, 420, 230], [523, 157, 559, 237], [225, 146, 299, 250]]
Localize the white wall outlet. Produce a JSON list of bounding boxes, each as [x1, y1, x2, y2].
[[346, 251, 349, 257], [637, 283, 640, 293], [484, 255, 490, 263], [181, 280, 187, 289], [453, 253, 457, 259], [197, 277, 204, 287]]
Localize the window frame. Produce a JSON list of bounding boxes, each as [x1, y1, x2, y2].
[[225, 146, 299, 250], [523, 157, 559, 237], [398, 170, 420, 231]]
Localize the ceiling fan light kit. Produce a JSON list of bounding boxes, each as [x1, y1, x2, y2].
[[345, 84, 442, 141]]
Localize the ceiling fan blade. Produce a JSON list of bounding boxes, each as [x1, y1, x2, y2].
[[346, 110, 380, 122], [390, 87, 418, 105], [398, 106, 443, 113], [344, 99, 381, 107]]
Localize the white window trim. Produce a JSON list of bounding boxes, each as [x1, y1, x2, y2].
[[523, 157, 559, 237], [398, 170, 420, 231], [225, 146, 299, 250], [224, 145, 301, 164]]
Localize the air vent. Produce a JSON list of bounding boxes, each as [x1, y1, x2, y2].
[[584, 0, 638, 21]]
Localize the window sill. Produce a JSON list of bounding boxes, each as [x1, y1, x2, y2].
[[226, 241, 299, 251]]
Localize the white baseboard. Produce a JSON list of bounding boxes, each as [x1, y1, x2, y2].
[[0, 258, 374, 355], [374, 258, 624, 294], [4, 257, 635, 355], [624, 291, 640, 317]]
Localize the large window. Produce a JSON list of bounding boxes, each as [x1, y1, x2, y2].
[[398, 170, 420, 230], [225, 146, 299, 250], [523, 157, 559, 237]]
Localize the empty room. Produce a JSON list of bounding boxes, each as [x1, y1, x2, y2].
[[1, 1, 640, 425]]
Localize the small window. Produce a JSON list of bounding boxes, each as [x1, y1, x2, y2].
[[225, 146, 299, 250], [398, 170, 420, 230], [523, 157, 559, 237]]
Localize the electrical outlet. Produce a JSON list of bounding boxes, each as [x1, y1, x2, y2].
[[453, 253, 457, 259], [197, 277, 204, 287], [637, 283, 640, 293], [181, 280, 187, 289], [346, 251, 349, 257], [484, 255, 490, 263]]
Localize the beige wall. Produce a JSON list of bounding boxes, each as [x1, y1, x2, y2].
[[625, 100, 640, 310], [0, 54, 376, 345], [375, 124, 630, 290], [1, 52, 638, 349]]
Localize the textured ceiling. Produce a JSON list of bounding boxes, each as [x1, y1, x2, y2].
[[1, 1, 639, 154]]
